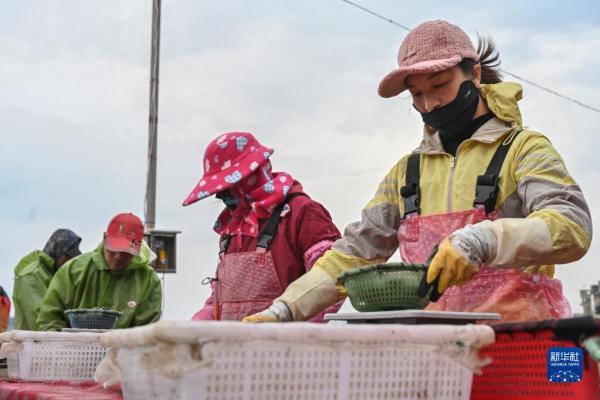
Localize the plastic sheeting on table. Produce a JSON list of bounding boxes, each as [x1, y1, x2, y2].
[[0, 378, 123, 400]]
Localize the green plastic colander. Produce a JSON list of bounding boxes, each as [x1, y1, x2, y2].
[[336, 263, 430, 312]]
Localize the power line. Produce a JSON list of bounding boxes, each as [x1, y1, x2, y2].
[[499, 70, 600, 113], [339, 0, 600, 114], [339, 0, 411, 31]]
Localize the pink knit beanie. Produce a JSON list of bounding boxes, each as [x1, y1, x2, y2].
[[378, 20, 479, 98]]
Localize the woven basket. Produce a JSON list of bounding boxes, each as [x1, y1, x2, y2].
[[337, 263, 429, 312], [65, 309, 122, 330]]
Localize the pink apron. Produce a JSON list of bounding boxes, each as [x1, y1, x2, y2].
[[213, 198, 337, 322], [397, 134, 571, 323], [214, 199, 289, 321], [217, 246, 284, 321]]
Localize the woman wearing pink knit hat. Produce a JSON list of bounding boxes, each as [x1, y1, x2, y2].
[[245, 20, 592, 324], [184, 132, 341, 321]]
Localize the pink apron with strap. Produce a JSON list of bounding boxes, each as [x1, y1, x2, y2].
[[397, 133, 571, 323], [214, 199, 288, 321], [213, 198, 336, 322], [217, 246, 284, 321]]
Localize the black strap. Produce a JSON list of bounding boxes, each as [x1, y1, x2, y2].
[[219, 193, 305, 254], [400, 153, 421, 218], [474, 129, 523, 213], [256, 201, 288, 249], [257, 193, 305, 249], [218, 236, 231, 256]]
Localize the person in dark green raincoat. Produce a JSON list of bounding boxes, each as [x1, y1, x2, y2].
[[12, 229, 82, 330], [36, 213, 162, 331]]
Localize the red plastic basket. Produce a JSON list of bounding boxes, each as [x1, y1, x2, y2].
[[471, 329, 600, 399]]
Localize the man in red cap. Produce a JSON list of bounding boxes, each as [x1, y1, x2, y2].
[[36, 213, 162, 331], [103, 213, 145, 271]]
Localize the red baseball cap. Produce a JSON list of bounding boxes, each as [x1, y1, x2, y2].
[[104, 213, 144, 256]]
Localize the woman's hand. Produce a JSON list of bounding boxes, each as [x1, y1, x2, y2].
[[242, 302, 293, 323], [426, 221, 497, 293], [426, 237, 480, 293], [242, 309, 279, 323]]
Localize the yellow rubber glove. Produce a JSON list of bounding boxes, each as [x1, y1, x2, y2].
[[242, 301, 292, 323], [426, 237, 480, 294], [242, 311, 279, 323]]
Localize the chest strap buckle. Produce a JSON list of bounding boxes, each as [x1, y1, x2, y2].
[[473, 174, 499, 214], [256, 233, 274, 250], [400, 182, 421, 217]]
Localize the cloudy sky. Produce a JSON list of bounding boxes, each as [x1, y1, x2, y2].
[[1, 0, 599, 319]]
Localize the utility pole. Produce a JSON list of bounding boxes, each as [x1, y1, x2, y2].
[[581, 288, 593, 316], [144, 0, 161, 231], [592, 285, 600, 315]]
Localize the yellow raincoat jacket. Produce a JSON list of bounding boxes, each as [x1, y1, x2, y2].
[[277, 82, 592, 320]]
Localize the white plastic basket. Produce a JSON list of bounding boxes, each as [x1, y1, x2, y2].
[[0, 330, 106, 381], [98, 321, 495, 400]]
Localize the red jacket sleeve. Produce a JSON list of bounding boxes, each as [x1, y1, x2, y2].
[[291, 200, 341, 270]]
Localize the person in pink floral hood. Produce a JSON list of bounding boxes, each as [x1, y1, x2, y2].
[[184, 132, 342, 322]]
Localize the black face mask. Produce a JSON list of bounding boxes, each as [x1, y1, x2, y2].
[[417, 80, 480, 140], [216, 190, 240, 210]]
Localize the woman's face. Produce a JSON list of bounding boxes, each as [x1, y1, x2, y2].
[[406, 64, 481, 114]]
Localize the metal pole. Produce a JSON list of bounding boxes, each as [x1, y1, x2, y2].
[[145, 0, 161, 231], [580, 288, 592, 316], [592, 284, 600, 315]]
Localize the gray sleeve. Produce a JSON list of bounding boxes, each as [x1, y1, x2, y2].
[[333, 202, 401, 261]]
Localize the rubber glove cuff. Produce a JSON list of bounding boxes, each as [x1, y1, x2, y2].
[[242, 301, 293, 323], [269, 301, 293, 322], [449, 220, 497, 266]]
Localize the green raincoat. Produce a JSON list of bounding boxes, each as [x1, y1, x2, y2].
[[13, 250, 56, 330], [36, 241, 162, 331]]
